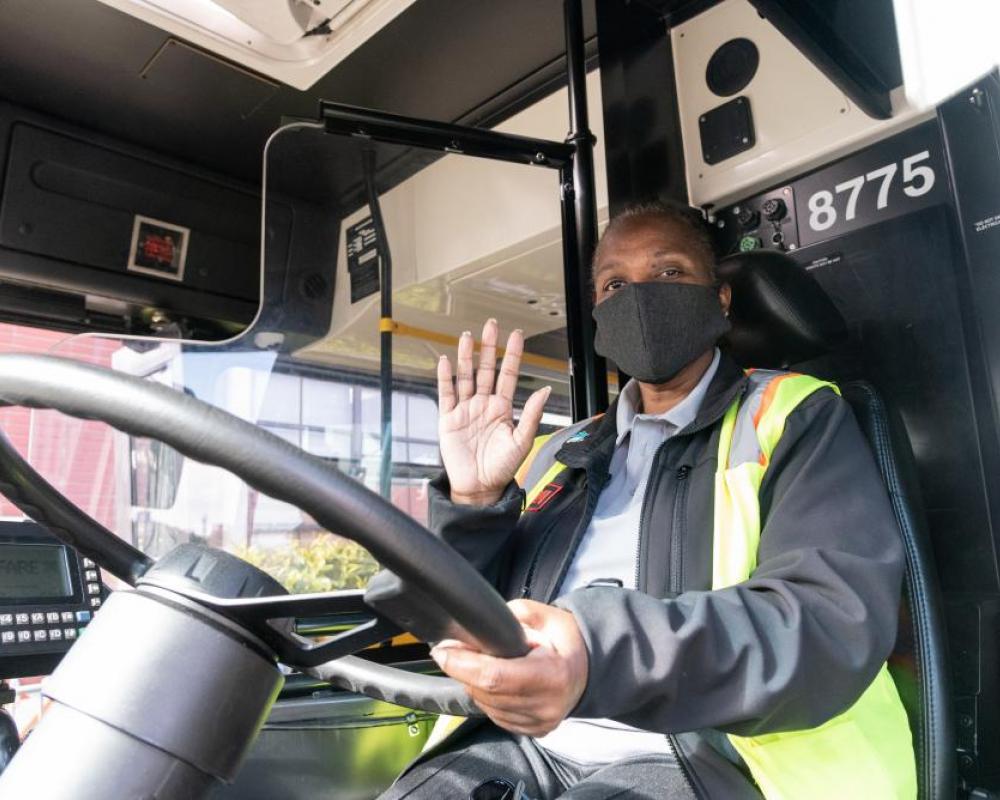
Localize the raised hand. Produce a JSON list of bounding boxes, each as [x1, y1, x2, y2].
[[438, 319, 551, 505]]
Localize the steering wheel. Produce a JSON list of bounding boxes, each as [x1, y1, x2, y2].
[[0, 353, 527, 718]]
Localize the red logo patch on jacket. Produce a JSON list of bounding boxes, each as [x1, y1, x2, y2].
[[527, 482, 563, 513]]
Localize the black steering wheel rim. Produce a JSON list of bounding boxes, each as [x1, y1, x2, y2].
[[0, 352, 524, 715]]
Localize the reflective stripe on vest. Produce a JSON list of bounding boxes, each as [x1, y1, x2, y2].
[[517, 434, 564, 509], [716, 371, 916, 800], [515, 434, 553, 486]]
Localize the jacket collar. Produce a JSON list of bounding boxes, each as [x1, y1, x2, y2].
[[554, 350, 749, 469]]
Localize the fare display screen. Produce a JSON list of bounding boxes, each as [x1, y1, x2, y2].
[[0, 544, 72, 599]]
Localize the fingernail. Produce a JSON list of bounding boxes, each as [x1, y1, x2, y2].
[[487, 318, 497, 325], [430, 647, 448, 670], [462, 330, 471, 338], [514, 328, 523, 336], [439, 354, 448, 360]]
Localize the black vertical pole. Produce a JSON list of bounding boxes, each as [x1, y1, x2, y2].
[[562, 0, 607, 420], [362, 146, 393, 499]]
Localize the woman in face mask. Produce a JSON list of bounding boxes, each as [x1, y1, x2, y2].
[[381, 203, 909, 800], [590, 204, 731, 409], [438, 204, 732, 509]]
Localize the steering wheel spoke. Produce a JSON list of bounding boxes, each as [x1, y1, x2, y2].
[[264, 614, 403, 668], [137, 583, 405, 667]]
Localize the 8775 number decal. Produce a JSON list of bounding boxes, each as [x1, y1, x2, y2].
[[806, 151, 937, 232]]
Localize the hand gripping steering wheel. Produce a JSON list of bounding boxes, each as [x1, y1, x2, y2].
[[0, 354, 526, 798]]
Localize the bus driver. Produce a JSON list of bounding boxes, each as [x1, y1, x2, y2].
[[381, 204, 915, 800]]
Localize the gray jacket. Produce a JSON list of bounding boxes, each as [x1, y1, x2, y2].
[[427, 353, 904, 796]]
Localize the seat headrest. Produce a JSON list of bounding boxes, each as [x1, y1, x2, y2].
[[716, 250, 847, 369]]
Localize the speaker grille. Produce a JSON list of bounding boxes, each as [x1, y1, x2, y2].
[[706, 38, 759, 97]]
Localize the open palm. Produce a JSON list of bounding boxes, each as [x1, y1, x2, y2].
[[438, 319, 551, 505]]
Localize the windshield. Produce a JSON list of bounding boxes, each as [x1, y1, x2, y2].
[[3, 95, 602, 593]]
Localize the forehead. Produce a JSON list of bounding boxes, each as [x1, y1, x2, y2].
[[595, 215, 703, 267]]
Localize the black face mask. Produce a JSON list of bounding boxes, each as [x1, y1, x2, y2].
[[592, 282, 730, 384]]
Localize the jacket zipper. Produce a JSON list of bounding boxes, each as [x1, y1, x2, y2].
[[632, 441, 692, 593], [669, 465, 692, 593], [520, 493, 584, 599], [633, 441, 669, 589], [668, 734, 704, 799], [520, 516, 560, 598]]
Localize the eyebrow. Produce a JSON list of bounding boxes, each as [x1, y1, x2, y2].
[[593, 260, 620, 278], [595, 250, 694, 276]]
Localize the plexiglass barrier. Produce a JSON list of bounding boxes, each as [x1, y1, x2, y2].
[[3, 121, 574, 594]]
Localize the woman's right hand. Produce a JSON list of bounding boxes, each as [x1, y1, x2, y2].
[[438, 319, 551, 505]]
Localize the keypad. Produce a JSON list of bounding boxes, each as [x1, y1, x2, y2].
[[0, 595, 101, 648], [0, 552, 105, 649]]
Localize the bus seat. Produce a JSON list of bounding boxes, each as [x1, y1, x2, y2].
[[717, 250, 957, 800]]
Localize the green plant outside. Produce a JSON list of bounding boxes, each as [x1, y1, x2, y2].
[[237, 536, 380, 593]]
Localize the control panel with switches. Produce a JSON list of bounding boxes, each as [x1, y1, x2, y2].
[[712, 186, 800, 257], [0, 521, 107, 678]]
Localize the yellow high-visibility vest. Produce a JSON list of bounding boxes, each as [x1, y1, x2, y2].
[[714, 370, 915, 799]]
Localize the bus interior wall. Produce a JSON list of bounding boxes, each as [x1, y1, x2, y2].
[[707, 79, 1000, 789]]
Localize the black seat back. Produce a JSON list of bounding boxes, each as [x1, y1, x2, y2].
[[718, 250, 956, 799], [842, 381, 956, 799]]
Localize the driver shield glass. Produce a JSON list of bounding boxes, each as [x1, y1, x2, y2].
[[4, 118, 577, 595]]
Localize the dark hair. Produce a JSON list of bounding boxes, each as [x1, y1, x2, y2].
[[593, 200, 717, 283]]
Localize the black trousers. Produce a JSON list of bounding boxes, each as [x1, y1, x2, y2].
[[379, 723, 700, 800]]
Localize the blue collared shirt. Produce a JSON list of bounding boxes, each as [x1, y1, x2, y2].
[[557, 347, 721, 595]]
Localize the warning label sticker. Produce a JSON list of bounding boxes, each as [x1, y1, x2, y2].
[[973, 214, 1000, 234]]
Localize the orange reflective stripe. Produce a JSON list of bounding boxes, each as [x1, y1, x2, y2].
[[752, 373, 798, 429]]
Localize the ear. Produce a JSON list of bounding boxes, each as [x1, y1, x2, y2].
[[718, 282, 732, 317]]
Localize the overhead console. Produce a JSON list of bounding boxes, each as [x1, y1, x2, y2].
[[671, 0, 930, 208], [0, 522, 106, 679], [0, 102, 282, 339], [0, 100, 342, 343]]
